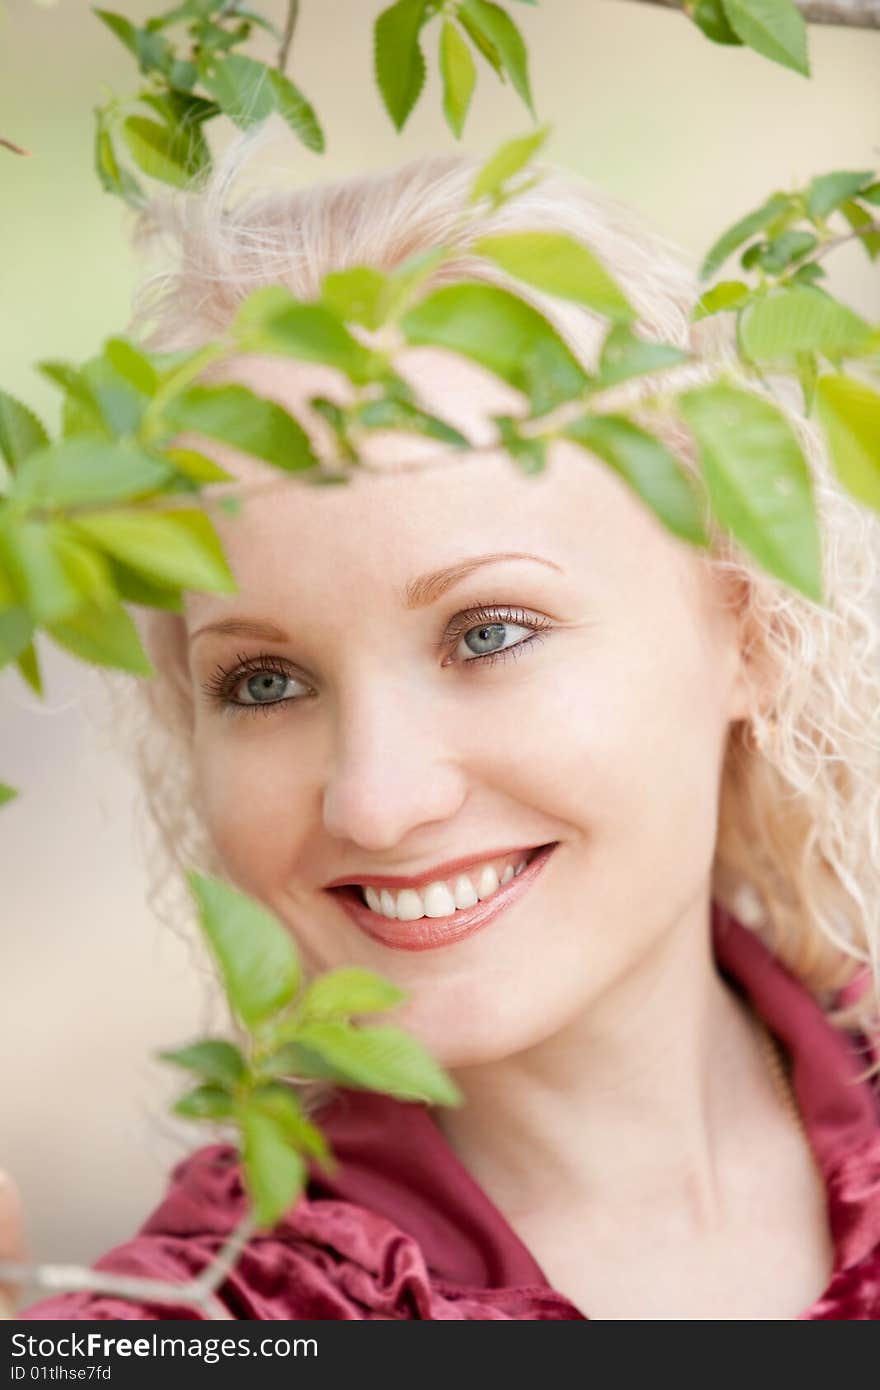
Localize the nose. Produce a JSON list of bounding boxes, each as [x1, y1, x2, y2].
[[321, 676, 468, 853]]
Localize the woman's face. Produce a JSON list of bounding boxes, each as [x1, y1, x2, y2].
[[180, 352, 752, 1067]]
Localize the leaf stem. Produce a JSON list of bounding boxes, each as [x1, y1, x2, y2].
[[278, 0, 300, 72]]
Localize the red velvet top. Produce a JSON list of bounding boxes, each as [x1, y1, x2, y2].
[[22, 904, 880, 1320]]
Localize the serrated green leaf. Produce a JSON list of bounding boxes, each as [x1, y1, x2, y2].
[[0, 520, 83, 625], [46, 594, 154, 675], [374, 0, 429, 131], [164, 446, 234, 484], [805, 170, 873, 221], [37, 360, 104, 433], [321, 268, 389, 332], [159, 1038, 247, 1087], [121, 117, 191, 189], [591, 324, 688, 389], [815, 374, 880, 512], [439, 20, 477, 138], [565, 414, 707, 546], [691, 0, 743, 44], [0, 782, 18, 809], [234, 292, 377, 383], [0, 391, 49, 470], [679, 381, 822, 600], [468, 125, 550, 206], [739, 286, 870, 364], [459, 0, 533, 114], [473, 231, 633, 323], [12, 437, 172, 510], [165, 383, 318, 473], [693, 280, 751, 320], [266, 69, 324, 152], [69, 508, 236, 594], [457, 5, 505, 75], [283, 1020, 461, 1106], [300, 967, 407, 1022], [186, 869, 301, 1031], [403, 282, 586, 411], [104, 555, 184, 613], [239, 1102, 307, 1229], [173, 1083, 235, 1119], [720, 0, 809, 76], [200, 53, 275, 129], [699, 192, 793, 281], [50, 525, 117, 608]]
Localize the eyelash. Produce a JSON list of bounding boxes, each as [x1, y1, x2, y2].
[[199, 604, 554, 720]]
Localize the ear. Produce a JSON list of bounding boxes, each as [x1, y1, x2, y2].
[[133, 606, 196, 735], [714, 568, 778, 725]]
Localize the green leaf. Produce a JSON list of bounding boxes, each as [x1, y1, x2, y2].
[[12, 437, 172, 510], [121, 117, 191, 189], [815, 374, 880, 511], [299, 967, 407, 1022], [46, 594, 155, 675], [495, 412, 547, 475], [163, 446, 235, 485], [739, 286, 870, 364], [200, 53, 275, 129], [15, 640, 42, 696], [94, 9, 174, 74], [0, 520, 83, 625], [691, 0, 743, 44], [457, 6, 505, 76], [185, 869, 301, 1031], [159, 1039, 247, 1087], [172, 1084, 235, 1119], [719, 0, 809, 76], [459, 0, 533, 114], [757, 229, 817, 273], [439, 20, 477, 138], [104, 338, 160, 396], [373, 0, 430, 132], [0, 783, 18, 809], [239, 1102, 307, 1229], [355, 397, 469, 447], [402, 282, 587, 411], [69, 508, 236, 594], [265, 69, 324, 152], [699, 192, 793, 280], [321, 268, 389, 332], [234, 292, 377, 384], [0, 606, 33, 667], [805, 170, 873, 221], [0, 391, 49, 470], [104, 556, 184, 613], [564, 414, 707, 546], [473, 231, 633, 323], [693, 280, 751, 320], [591, 324, 689, 389], [165, 383, 318, 473], [50, 525, 118, 609], [247, 1082, 333, 1164], [839, 199, 880, 262], [859, 182, 880, 207], [468, 125, 550, 206], [282, 1020, 461, 1106], [138, 94, 212, 180], [94, 110, 145, 207], [37, 360, 104, 433], [788, 261, 826, 286], [678, 381, 822, 601]]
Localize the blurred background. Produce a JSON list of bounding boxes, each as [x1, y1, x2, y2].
[[1, 0, 879, 1296]]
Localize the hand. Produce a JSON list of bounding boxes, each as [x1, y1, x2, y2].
[[0, 1171, 26, 1319]]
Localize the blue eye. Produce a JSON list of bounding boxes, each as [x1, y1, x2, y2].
[[200, 606, 553, 719]]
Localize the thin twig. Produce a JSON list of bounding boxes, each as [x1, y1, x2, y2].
[[278, 0, 300, 72], [808, 219, 880, 263], [0, 136, 30, 156], [624, 0, 880, 29], [0, 1213, 257, 1321]]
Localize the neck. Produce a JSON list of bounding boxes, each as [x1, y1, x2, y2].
[[435, 893, 776, 1227]]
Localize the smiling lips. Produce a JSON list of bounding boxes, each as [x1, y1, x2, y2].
[[328, 842, 558, 951]]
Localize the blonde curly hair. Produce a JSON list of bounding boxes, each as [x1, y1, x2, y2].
[[98, 130, 880, 1059]]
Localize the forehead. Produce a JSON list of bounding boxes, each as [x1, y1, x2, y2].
[[182, 352, 698, 627]]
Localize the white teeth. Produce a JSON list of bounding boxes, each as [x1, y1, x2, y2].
[[422, 881, 457, 917], [357, 850, 538, 921], [476, 865, 500, 900]]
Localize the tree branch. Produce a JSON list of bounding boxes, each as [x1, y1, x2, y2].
[[0, 1213, 257, 1321], [619, 0, 880, 29], [278, 0, 301, 71]]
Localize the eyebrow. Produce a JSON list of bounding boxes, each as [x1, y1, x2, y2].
[[189, 553, 563, 644]]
